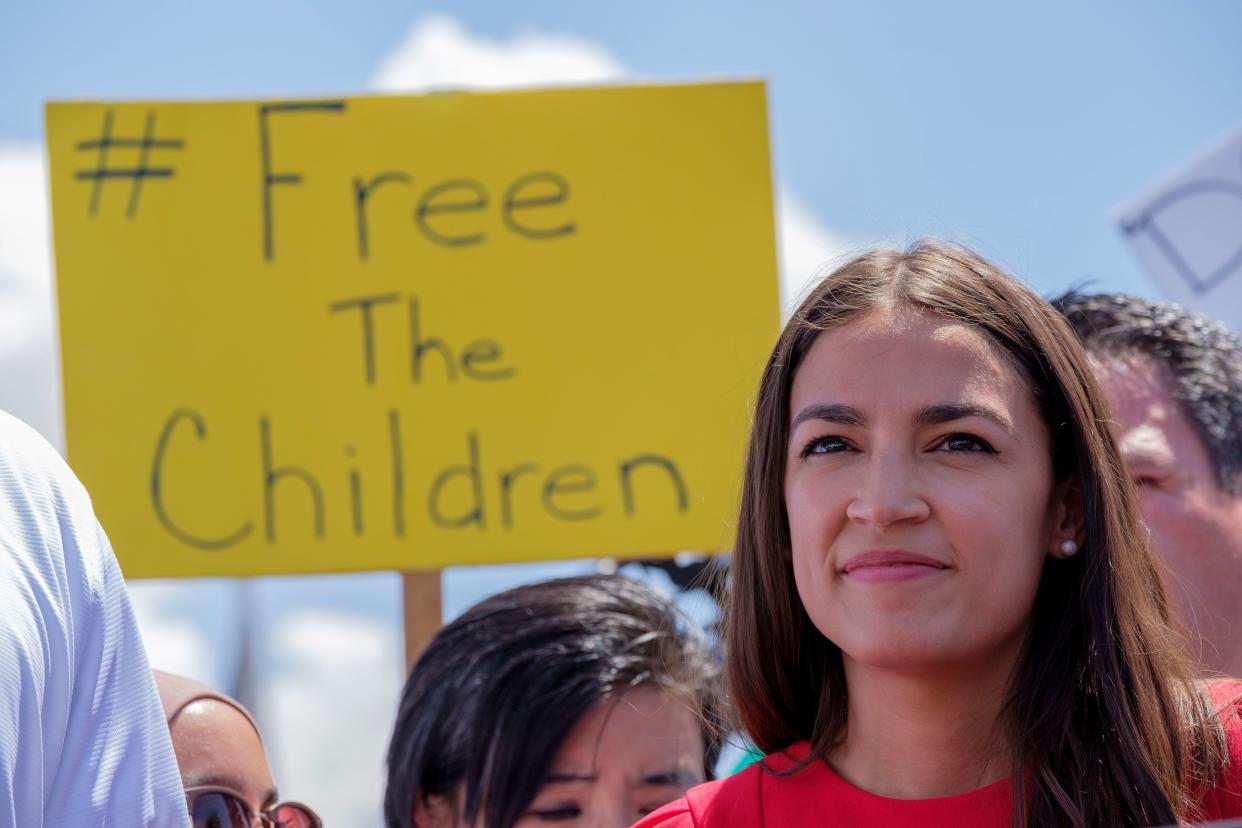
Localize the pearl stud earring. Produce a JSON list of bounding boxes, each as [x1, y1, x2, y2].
[[1060, 539, 1079, 557]]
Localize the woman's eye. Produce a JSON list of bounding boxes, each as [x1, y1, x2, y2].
[[936, 433, 996, 454], [800, 436, 850, 457], [529, 805, 583, 822]]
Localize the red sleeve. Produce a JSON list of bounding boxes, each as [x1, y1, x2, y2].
[[1201, 679, 1242, 820], [632, 798, 696, 828]]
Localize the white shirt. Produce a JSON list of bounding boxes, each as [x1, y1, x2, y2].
[[0, 411, 188, 827]]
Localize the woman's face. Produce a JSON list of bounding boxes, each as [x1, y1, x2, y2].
[[784, 308, 1075, 673], [515, 685, 704, 828]]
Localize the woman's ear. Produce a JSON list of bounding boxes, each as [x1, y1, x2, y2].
[[413, 793, 456, 828], [1049, 474, 1086, 559]]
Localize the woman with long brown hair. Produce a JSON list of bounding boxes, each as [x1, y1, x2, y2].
[[637, 242, 1242, 827]]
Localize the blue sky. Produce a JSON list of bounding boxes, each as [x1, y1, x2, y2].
[[2, 4, 1240, 824], [4, 1, 1241, 297]]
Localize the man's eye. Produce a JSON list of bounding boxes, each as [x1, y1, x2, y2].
[[936, 433, 996, 453], [800, 436, 849, 457]]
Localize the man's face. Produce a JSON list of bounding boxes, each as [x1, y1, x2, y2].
[[1095, 353, 1242, 676]]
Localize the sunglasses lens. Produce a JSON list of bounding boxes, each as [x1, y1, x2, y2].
[[190, 791, 251, 828], [271, 803, 318, 828]]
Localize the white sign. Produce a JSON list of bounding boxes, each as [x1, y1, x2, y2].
[[1117, 123, 1242, 330]]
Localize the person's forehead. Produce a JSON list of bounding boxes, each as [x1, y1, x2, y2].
[[551, 686, 702, 776], [794, 310, 1024, 404], [171, 699, 273, 791], [1092, 353, 1180, 426], [174, 698, 261, 742], [1091, 352, 1218, 475]]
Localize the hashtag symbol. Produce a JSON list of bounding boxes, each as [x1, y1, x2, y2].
[[75, 110, 185, 218]]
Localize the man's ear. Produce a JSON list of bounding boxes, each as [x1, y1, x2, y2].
[[413, 793, 456, 828], [1049, 474, 1086, 559]]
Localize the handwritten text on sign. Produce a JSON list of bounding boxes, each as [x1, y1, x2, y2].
[[46, 83, 779, 578]]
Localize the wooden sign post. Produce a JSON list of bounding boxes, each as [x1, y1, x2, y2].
[[46, 84, 780, 670], [402, 571, 443, 672]]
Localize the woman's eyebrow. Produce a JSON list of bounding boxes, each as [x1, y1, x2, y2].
[[790, 403, 866, 430], [914, 402, 1014, 435]]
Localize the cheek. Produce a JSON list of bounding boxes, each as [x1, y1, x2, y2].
[[963, 539, 1046, 621], [789, 542, 830, 629], [785, 475, 848, 602], [928, 462, 1054, 588], [1133, 492, 1181, 550], [948, 490, 1051, 613], [1134, 489, 1235, 581], [784, 469, 849, 546], [786, 485, 858, 651], [1141, 492, 1239, 571]]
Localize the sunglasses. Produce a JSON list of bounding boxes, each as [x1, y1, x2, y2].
[[186, 785, 322, 828]]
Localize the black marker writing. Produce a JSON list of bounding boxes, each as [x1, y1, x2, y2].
[[259, 100, 346, 261]]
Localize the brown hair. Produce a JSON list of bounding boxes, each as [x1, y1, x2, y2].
[[726, 241, 1225, 826]]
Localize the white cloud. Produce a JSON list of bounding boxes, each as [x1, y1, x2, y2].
[[0, 145, 51, 315], [264, 611, 401, 828], [0, 144, 61, 447], [371, 15, 626, 93], [774, 190, 854, 315]]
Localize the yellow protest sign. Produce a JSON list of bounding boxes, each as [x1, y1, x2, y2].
[[45, 82, 779, 578]]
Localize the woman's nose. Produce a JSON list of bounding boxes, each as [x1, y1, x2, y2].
[[844, 452, 930, 527]]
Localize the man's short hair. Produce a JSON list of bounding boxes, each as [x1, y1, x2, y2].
[[1053, 291, 1242, 493]]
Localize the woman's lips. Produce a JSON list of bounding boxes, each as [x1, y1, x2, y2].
[[841, 550, 949, 583]]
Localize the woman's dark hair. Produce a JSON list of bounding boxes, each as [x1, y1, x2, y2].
[[384, 574, 720, 828], [727, 241, 1226, 827]]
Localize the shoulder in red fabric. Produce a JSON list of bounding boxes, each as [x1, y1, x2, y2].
[[1199, 678, 1242, 821], [634, 683, 1242, 828], [631, 751, 768, 828], [632, 741, 1014, 828], [631, 797, 696, 828]]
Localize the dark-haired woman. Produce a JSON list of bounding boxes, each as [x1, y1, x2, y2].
[[385, 574, 719, 828], [637, 242, 1242, 827]]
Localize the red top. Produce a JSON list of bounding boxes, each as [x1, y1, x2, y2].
[[636, 680, 1242, 827]]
